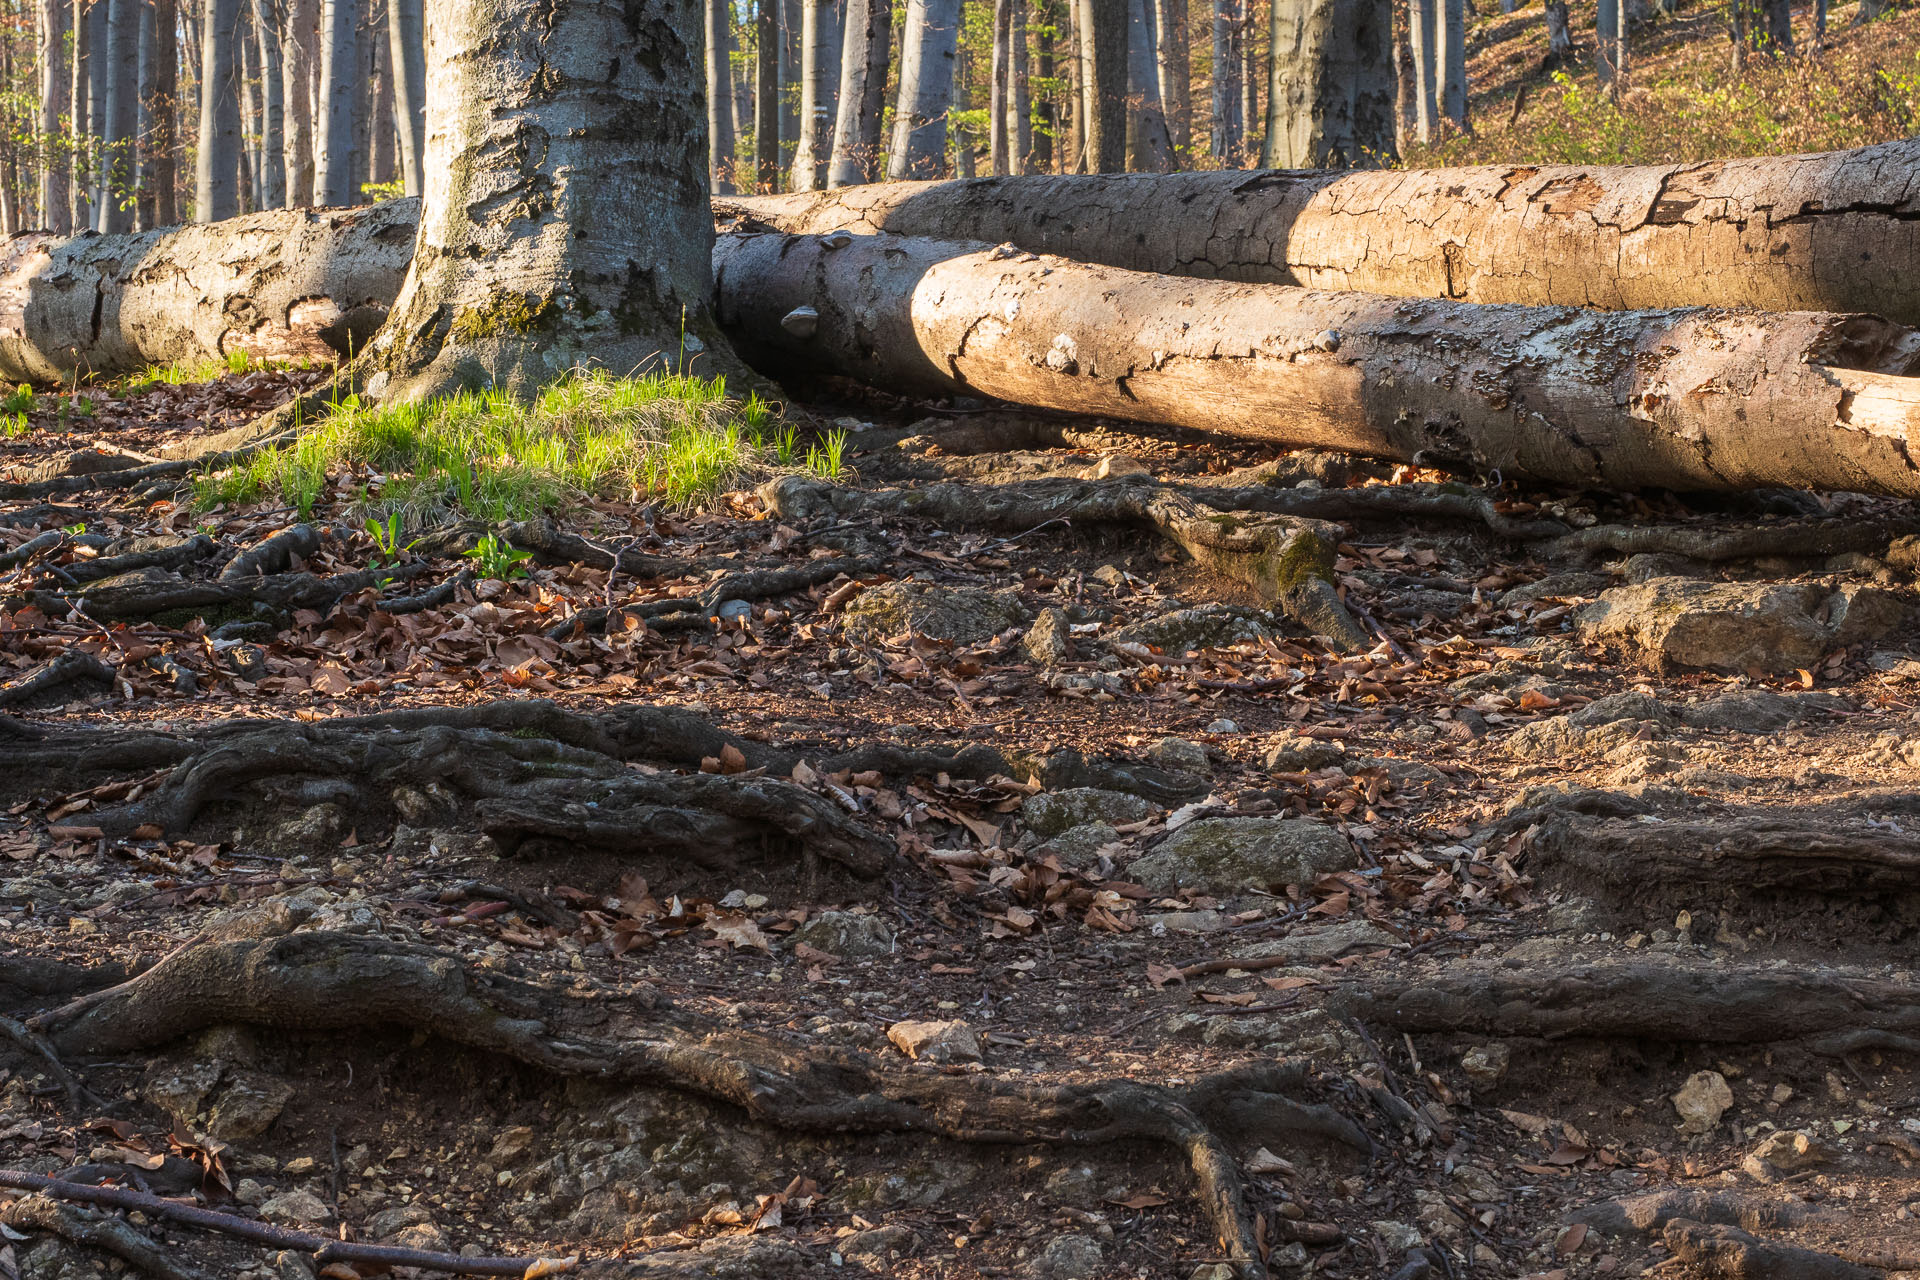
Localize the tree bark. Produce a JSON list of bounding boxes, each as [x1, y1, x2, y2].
[[1408, 0, 1434, 142], [887, 0, 961, 178], [195, 0, 241, 221], [1544, 0, 1570, 62], [148, 0, 177, 225], [357, 0, 746, 403], [1077, 0, 1126, 170], [1033, 0, 1056, 172], [1436, 0, 1464, 130], [826, 0, 889, 186], [1261, 0, 1396, 167], [780, 0, 801, 165], [755, 0, 779, 190], [1154, 0, 1190, 158], [281, 0, 315, 206], [69, 0, 90, 230], [368, 4, 395, 188], [315, 0, 356, 203], [1209, 0, 1242, 162], [712, 229, 1920, 498], [990, 0, 1011, 174], [727, 143, 1920, 324], [85, 0, 109, 227], [1596, 0, 1618, 87], [252, 0, 288, 207], [37, 0, 70, 234], [1010, 0, 1032, 172], [707, 0, 738, 193], [386, 0, 425, 197], [790, 0, 841, 190], [1127, 0, 1174, 170]]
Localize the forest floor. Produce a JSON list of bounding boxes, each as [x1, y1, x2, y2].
[[2, 366, 1920, 1280]]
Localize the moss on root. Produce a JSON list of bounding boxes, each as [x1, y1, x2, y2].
[[449, 291, 559, 345]]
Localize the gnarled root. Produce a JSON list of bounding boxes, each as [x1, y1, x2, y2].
[[40, 926, 1372, 1280], [1, 1192, 206, 1280], [763, 474, 1370, 650]]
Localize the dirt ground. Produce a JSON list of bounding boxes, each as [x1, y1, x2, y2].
[[2, 370, 1919, 1280]]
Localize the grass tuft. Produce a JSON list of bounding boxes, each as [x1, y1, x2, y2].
[[193, 369, 839, 524]]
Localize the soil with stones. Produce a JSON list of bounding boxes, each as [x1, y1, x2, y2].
[[2, 373, 1920, 1280]]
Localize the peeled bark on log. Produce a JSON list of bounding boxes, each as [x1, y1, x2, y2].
[[714, 231, 1920, 498], [0, 200, 415, 384], [723, 143, 1920, 324]]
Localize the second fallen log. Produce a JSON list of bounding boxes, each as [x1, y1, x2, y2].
[[712, 232, 1920, 498]]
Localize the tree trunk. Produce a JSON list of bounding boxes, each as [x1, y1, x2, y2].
[[790, 0, 841, 190], [196, 0, 241, 221], [69, 0, 90, 231], [351, 0, 372, 192], [1077, 0, 1126, 171], [1544, 0, 1570, 62], [713, 229, 1920, 498], [243, 3, 267, 209], [1597, 0, 1618, 87], [1064, 0, 1082, 169], [953, 43, 974, 178], [1209, 0, 1241, 162], [990, 0, 1010, 175], [252, 0, 288, 207], [826, 0, 889, 186], [887, 0, 960, 178], [1154, 0, 1190, 158], [727, 142, 1920, 324], [358, 0, 745, 404], [1261, 0, 1396, 168], [386, 0, 425, 197], [780, 0, 801, 167], [148, 0, 177, 225], [1762, 0, 1792, 50], [37, 0, 70, 234], [1033, 0, 1055, 172], [707, 0, 738, 193], [0, 200, 416, 383], [1408, 0, 1434, 142], [1010, 0, 1031, 172], [1127, 0, 1174, 171], [369, 5, 396, 188], [84, 0, 108, 228], [281, 0, 315, 206], [755, 0, 779, 190], [315, 0, 356, 203], [1436, 0, 1464, 130]]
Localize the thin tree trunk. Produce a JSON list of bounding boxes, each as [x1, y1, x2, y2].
[[1033, 0, 1055, 173], [98, 0, 137, 232], [1238, 0, 1255, 158], [1408, 0, 1433, 141], [953, 41, 974, 177], [886, 0, 961, 178], [714, 229, 1920, 500], [1154, 0, 1190, 158], [239, 2, 265, 210], [37, 0, 70, 233], [1436, 0, 1464, 129], [1262, 0, 1396, 167], [990, 0, 1010, 174], [350, 0, 371, 191], [85, 0, 108, 228], [149, 0, 176, 224], [791, 0, 841, 189], [1064, 0, 1082, 170], [1762, 0, 1791, 49], [1596, 0, 1617, 86], [755, 0, 779, 190], [708, 0, 738, 193], [369, 4, 395, 188], [729, 141, 1920, 323], [1127, 0, 1173, 170], [385, 0, 423, 197], [1010, 0, 1031, 172], [1210, 0, 1241, 162], [780, 0, 801, 167], [826, 0, 889, 185], [1076, 0, 1125, 170], [361, 0, 747, 400], [315, 0, 355, 203], [1544, 0, 1570, 63], [282, 0, 314, 206], [196, 0, 240, 220]]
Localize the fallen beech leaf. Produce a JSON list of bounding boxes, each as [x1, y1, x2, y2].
[[718, 744, 747, 774], [1261, 975, 1318, 991], [1499, 1109, 1554, 1135], [521, 1255, 581, 1277], [1516, 688, 1559, 711], [1107, 1192, 1170, 1210], [1544, 1143, 1590, 1165], [1146, 963, 1185, 988], [1199, 991, 1258, 1006], [707, 914, 772, 951], [1554, 1223, 1588, 1256], [47, 825, 104, 842]]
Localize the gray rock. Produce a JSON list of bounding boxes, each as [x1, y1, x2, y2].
[[1498, 572, 1609, 607], [259, 1189, 332, 1225], [1128, 817, 1354, 894], [1108, 603, 1274, 653], [1090, 564, 1130, 588], [1680, 689, 1845, 734], [1239, 919, 1400, 963], [367, 1205, 436, 1240], [842, 1225, 915, 1262], [1022, 607, 1072, 666], [1264, 732, 1347, 772], [1036, 821, 1122, 869], [1145, 910, 1228, 934], [789, 910, 894, 957], [1043, 1164, 1101, 1204], [268, 803, 345, 854], [1569, 691, 1680, 729], [1460, 1043, 1510, 1086], [204, 1073, 295, 1141], [1505, 715, 1666, 761], [842, 582, 1028, 646], [1146, 737, 1210, 774], [1577, 578, 1906, 672], [887, 1019, 982, 1063], [1205, 718, 1240, 734], [1022, 788, 1154, 837], [1027, 1234, 1104, 1279], [1622, 553, 1710, 583]]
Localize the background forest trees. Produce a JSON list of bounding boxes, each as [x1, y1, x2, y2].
[[0, 0, 1915, 229]]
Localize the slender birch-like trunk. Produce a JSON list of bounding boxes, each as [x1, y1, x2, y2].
[[281, 0, 315, 205], [707, 0, 737, 193], [790, 0, 841, 189], [1209, 0, 1241, 163], [315, 0, 356, 203], [386, 0, 424, 196], [755, 0, 779, 190], [1127, 0, 1173, 170], [37, 0, 71, 233], [826, 0, 890, 185], [1436, 0, 1464, 129], [887, 0, 961, 178], [196, 0, 241, 220]]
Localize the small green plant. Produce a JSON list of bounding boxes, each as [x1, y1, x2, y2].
[[226, 348, 252, 375], [361, 179, 407, 202], [805, 428, 849, 481], [1, 385, 32, 414], [2, 413, 28, 439], [465, 532, 532, 581], [63, 522, 86, 535], [366, 513, 408, 564]]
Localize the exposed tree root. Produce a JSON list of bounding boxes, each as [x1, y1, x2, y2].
[[0, 1173, 574, 1278], [0, 1014, 98, 1111], [34, 924, 1375, 1280], [1329, 957, 1920, 1055], [1, 1191, 207, 1280], [1662, 1221, 1882, 1280], [0, 652, 117, 710], [763, 475, 1371, 650], [1547, 513, 1920, 565], [545, 555, 876, 639], [1572, 1189, 1838, 1237]]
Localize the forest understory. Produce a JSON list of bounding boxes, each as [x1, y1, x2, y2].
[[2, 363, 1920, 1280]]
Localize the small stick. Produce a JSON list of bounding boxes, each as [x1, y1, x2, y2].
[[0, 1015, 97, 1111], [3, 1192, 204, 1280], [0, 1172, 575, 1278]]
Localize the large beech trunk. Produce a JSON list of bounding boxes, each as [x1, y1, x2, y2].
[[713, 231, 1920, 497], [0, 202, 415, 383], [724, 142, 1920, 325]]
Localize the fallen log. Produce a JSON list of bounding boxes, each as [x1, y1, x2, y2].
[[721, 141, 1920, 324], [0, 201, 416, 384], [713, 231, 1920, 498]]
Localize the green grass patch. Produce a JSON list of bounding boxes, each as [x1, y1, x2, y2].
[[193, 369, 835, 523], [120, 349, 307, 392]]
